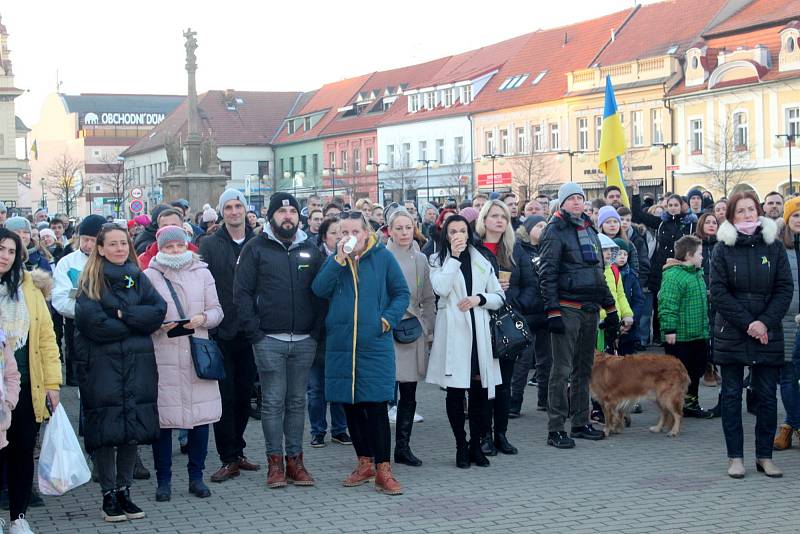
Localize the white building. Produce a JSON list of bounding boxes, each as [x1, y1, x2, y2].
[[0, 16, 30, 211]]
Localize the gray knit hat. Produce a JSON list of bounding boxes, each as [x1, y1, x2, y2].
[[217, 188, 248, 212], [156, 225, 188, 249], [5, 216, 31, 234], [557, 182, 586, 207]]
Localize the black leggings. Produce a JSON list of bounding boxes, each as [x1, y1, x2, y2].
[[665, 339, 707, 397], [397, 382, 417, 404], [343, 402, 391, 464], [485, 358, 514, 435], [445, 381, 488, 444], [0, 385, 38, 520]]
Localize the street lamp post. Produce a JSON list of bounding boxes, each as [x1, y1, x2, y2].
[[366, 162, 389, 203], [283, 171, 306, 198], [651, 142, 681, 196], [557, 150, 587, 183], [481, 153, 505, 192], [39, 178, 46, 210], [774, 133, 797, 195], [415, 159, 439, 205], [322, 166, 342, 200]]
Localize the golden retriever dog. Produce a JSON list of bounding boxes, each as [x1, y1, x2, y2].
[[590, 352, 689, 437]]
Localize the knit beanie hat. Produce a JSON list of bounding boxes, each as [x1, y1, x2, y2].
[[598, 233, 618, 250], [523, 215, 547, 234], [4, 216, 31, 234], [156, 225, 188, 249], [613, 237, 630, 254], [36, 221, 49, 231], [784, 196, 800, 225], [267, 192, 301, 221], [217, 188, 248, 213], [134, 214, 151, 226], [459, 206, 480, 223], [79, 214, 106, 237], [687, 189, 703, 202], [202, 207, 218, 223], [557, 182, 585, 207], [489, 191, 501, 200], [39, 228, 56, 242], [597, 205, 620, 227]]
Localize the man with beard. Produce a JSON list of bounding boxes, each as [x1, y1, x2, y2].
[[234, 192, 324, 489], [763, 191, 784, 220], [604, 185, 623, 209]]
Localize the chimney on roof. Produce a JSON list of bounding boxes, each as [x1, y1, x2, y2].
[[611, 28, 616, 42]]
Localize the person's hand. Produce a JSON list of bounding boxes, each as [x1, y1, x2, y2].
[[747, 320, 767, 339], [757, 332, 769, 345], [335, 237, 348, 264], [450, 235, 467, 257], [629, 178, 639, 195], [457, 296, 480, 312], [499, 279, 510, 291], [665, 333, 676, 345], [46, 390, 60, 411], [160, 322, 178, 333], [187, 314, 206, 330]]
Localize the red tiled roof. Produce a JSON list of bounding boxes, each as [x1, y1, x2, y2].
[[705, 0, 800, 36], [595, 0, 729, 65], [271, 74, 372, 144], [124, 90, 303, 156]]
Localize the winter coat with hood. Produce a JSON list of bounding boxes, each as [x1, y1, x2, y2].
[[710, 217, 793, 366], [631, 193, 697, 292], [312, 234, 410, 404], [144, 258, 224, 429], [74, 259, 167, 452], [514, 229, 546, 328], [386, 239, 435, 383], [658, 259, 708, 342]]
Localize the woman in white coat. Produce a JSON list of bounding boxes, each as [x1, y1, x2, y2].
[[426, 215, 504, 469]]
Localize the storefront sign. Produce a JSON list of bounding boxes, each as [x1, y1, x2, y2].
[[477, 172, 512, 188], [82, 112, 167, 126]]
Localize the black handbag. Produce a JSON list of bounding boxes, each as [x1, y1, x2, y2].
[[393, 316, 423, 344], [161, 275, 226, 381], [490, 298, 533, 362]]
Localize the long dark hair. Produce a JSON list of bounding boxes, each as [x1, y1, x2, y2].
[[435, 215, 477, 267], [0, 228, 24, 300]]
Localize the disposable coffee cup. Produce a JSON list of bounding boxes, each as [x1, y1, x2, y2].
[[498, 270, 511, 283]]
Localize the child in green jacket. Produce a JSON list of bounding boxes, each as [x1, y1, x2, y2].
[[659, 235, 711, 418]]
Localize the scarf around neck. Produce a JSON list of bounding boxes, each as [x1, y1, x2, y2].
[[557, 211, 598, 264], [0, 282, 29, 351], [734, 220, 761, 236], [155, 251, 194, 270]]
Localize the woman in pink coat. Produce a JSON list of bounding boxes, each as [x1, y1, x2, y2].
[[144, 226, 223, 502]]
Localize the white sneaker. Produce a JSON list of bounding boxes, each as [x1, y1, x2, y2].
[[387, 405, 397, 423], [413, 411, 424, 423], [10, 514, 34, 534]]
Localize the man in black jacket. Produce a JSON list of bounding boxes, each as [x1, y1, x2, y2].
[[198, 189, 261, 483], [234, 192, 324, 489], [539, 183, 617, 449]]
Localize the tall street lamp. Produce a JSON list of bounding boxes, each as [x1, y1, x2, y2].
[[480, 153, 505, 192], [39, 177, 46, 210], [322, 166, 343, 200], [415, 159, 439, 205], [650, 142, 681, 195], [557, 150, 587, 183], [774, 133, 797, 194], [365, 162, 389, 203]]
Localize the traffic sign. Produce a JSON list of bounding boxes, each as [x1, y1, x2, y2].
[[666, 165, 680, 171], [129, 199, 144, 214], [130, 187, 143, 199]]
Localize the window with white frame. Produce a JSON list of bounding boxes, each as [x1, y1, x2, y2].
[[387, 145, 395, 167], [461, 85, 472, 104], [549, 123, 560, 150], [425, 92, 436, 110], [485, 131, 495, 154], [341, 150, 348, 173], [329, 151, 335, 167], [651, 109, 664, 144], [304, 117, 312, 131], [287, 121, 295, 134], [436, 139, 444, 163], [787, 107, 799, 139], [367, 147, 374, 165], [409, 94, 420, 113], [499, 129, 509, 154], [454, 137, 464, 163], [631, 110, 644, 146], [533, 124, 544, 152], [442, 88, 453, 107], [577, 117, 589, 151], [402, 143, 411, 167], [690, 119, 703, 154], [419, 140, 427, 161], [516, 127, 526, 154], [353, 148, 361, 173], [595, 115, 603, 149], [733, 112, 748, 150]]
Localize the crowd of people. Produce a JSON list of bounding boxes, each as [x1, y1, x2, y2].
[[0, 179, 796, 530]]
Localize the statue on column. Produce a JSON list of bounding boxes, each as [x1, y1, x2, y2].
[[183, 28, 197, 71]]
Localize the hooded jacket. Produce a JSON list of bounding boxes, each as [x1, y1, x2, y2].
[[658, 259, 708, 342], [52, 249, 89, 319]]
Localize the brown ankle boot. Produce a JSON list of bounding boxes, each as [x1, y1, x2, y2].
[[266, 454, 287, 488], [285, 453, 314, 486], [374, 462, 402, 495], [342, 456, 376, 487], [773, 424, 793, 451]]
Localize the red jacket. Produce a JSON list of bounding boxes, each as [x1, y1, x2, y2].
[[138, 241, 199, 270]]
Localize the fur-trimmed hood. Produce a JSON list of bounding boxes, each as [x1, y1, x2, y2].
[[26, 268, 53, 300], [717, 216, 778, 247]]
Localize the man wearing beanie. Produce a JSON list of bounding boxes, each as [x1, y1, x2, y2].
[[687, 189, 704, 215], [199, 188, 260, 483], [539, 182, 617, 449], [234, 192, 324, 488]]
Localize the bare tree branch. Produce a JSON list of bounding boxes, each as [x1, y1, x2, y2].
[[44, 152, 83, 217], [508, 140, 557, 199], [697, 118, 754, 197], [95, 153, 137, 217]]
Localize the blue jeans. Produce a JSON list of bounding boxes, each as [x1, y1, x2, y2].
[[637, 289, 653, 346], [780, 330, 800, 428], [307, 347, 347, 436], [720, 364, 779, 459], [152, 425, 209, 484], [253, 336, 317, 456]]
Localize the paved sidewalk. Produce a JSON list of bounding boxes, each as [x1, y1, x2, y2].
[[25, 376, 800, 533]]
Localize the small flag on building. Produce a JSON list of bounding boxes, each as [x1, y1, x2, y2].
[[598, 76, 629, 207], [30, 140, 38, 160]]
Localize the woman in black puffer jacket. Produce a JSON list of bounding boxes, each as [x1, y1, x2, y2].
[[75, 224, 167, 522], [710, 191, 793, 479]]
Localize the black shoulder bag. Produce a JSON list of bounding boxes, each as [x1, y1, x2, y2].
[[490, 297, 533, 362], [161, 274, 226, 381]]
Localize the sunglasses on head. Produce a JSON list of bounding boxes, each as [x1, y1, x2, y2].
[[337, 211, 365, 220]]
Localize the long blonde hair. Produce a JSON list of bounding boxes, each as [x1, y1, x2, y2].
[[77, 225, 139, 301], [475, 199, 516, 269]]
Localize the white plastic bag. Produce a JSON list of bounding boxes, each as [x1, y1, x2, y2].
[[37, 404, 91, 496]]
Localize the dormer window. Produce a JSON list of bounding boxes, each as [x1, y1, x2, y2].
[[666, 45, 678, 55], [425, 92, 436, 110], [789, 36, 796, 53], [780, 27, 800, 72], [409, 94, 420, 113], [304, 117, 312, 131], [692, 56, 699, 69], [287, 121, 295, 135]]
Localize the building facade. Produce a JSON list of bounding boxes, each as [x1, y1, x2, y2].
[[0, 16, 30, 210]]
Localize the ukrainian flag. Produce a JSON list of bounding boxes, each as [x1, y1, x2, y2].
[[598, 76, 628, 207]]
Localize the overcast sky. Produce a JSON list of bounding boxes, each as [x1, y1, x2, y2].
[[6, 0, 656, 125]]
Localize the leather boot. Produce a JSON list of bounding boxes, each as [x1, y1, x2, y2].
[[755, 458, 783, 478], [374, 462, 403, 495], [773, 424, 793, 451], [342, 456, 376, 487], [727, 458, 745, 479], [285, 453, 314, 486], [394, 401, 422, 467], [469, 439, 490, 467], [446, 394, 469, 468], [266, 454, 287, 488], [456, 442, 470, 469], [494, 432, 518, 455]]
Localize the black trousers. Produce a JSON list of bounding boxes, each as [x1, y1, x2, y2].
[[343, 402, 391, 464], [213, 335, 257, 464], [64, 318, 76, 384], [0, 385, 38, 520], [484, 358, 514, 435], [665, 339, 707, 397]]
